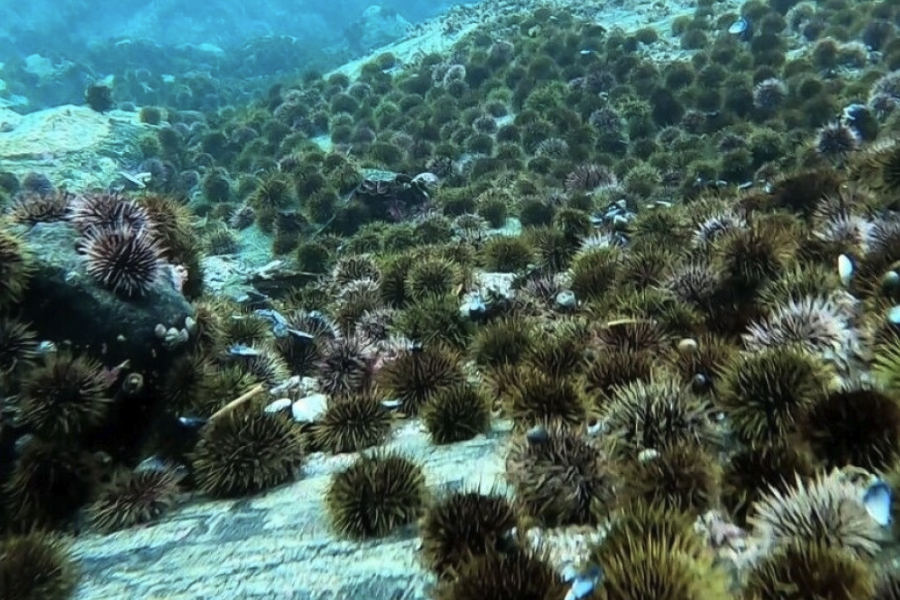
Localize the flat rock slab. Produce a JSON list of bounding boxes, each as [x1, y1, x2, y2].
[[72, 420, 512, 600], [0, 104, 147, 189]]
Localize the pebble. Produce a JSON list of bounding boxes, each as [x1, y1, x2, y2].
[[838, 254, 854, 287], [883, 270, 900, 294], [677, 338, 698, 353], [888, 305, 900, 325], [555, 290, 577, 309], [638, 448, 659, 462], [526, 424, 550, 445]]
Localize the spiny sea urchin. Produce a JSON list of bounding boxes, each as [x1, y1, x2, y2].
[[70, 191, 151, 233], [602, 377, 718, 455], [420, 383, 492, 444], [275, 310, 338, 375], [0, 531, 79, 600], [594, 535, 731, 600], [17, 351, 112, 438], [662, 260, 723, 314], [394, 292, 473, 349], [593, 317, 672, 354], [505, 367, 589, 430], [0, 316, 38, 389], [224, 345, 289, 386], [748, 471, 882, 557], [317, 334, 377, 398], [722, 442, 815, 527], [160, 351, 215, 413], [190, 403, 305, 498], [861, 140, 900, 196], [742, 295, 857, 367], [81, 226, 165, 297], [874, 568, 900, 600], [8, 191, 72, 224], [4, 436, 103, 529], [377, 344, 465, 416], [713, 222, 796, 292], [581, 349, 656, 402], [619, 442, 722, 517], [325, 451, 426, 539], [569, 245, 621, 302], [799, 381, 900, 472], [505, 423, 618, 526], [419, 488, 520, 578], [186, 302, 225, 356], [332, 253, 380, 287], [591, 499, 705, 565], [0, 227, 34, 309], [744, 540, 874, 600], [814, 121, 861, 162], [311, 393, 392, 453], [664, 333, 737, 395], [405, 255, 461, 301], [432, 547, 567, 600], [137, 193, 195, 257], [716, 346, 833, 445], [470, 317, 536, 369], [332, 277, 383, 334], [86, 467, 183, 533], [524, 319, 591, 378]]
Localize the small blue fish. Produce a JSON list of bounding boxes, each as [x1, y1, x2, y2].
[[863, 479, 893, 526], [227, 343, 261, 357]]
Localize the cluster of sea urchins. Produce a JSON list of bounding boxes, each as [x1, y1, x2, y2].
[[70, 192, 168, 297], [4, 0, 900, 598]]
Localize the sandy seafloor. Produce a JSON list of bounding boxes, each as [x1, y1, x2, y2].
[[66, 0, 753, 598]]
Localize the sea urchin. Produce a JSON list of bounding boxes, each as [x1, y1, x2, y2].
[[81, 226, 165, 297], [325, 451, 426, 539], [0, 532, 79, 600], [419, 488, 520, 578], [190, 403, 305, 498], [86, 467, 183, 533]]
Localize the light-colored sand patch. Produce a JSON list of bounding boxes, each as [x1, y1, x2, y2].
[[0, 105, 148, 189]]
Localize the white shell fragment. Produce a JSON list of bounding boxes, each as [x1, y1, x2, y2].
[[264, 398, 292, 414], [863, 479, 892, 526], [291, 393, 328, 422], [838, 254, 854, 287], [888, 305, 900, 325], [677, 338, 698, 353]]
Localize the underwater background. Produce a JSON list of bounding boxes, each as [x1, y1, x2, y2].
[[2, 0, 900, 599]]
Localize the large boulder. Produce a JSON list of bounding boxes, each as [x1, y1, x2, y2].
[[16, 220, 194, 376]]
